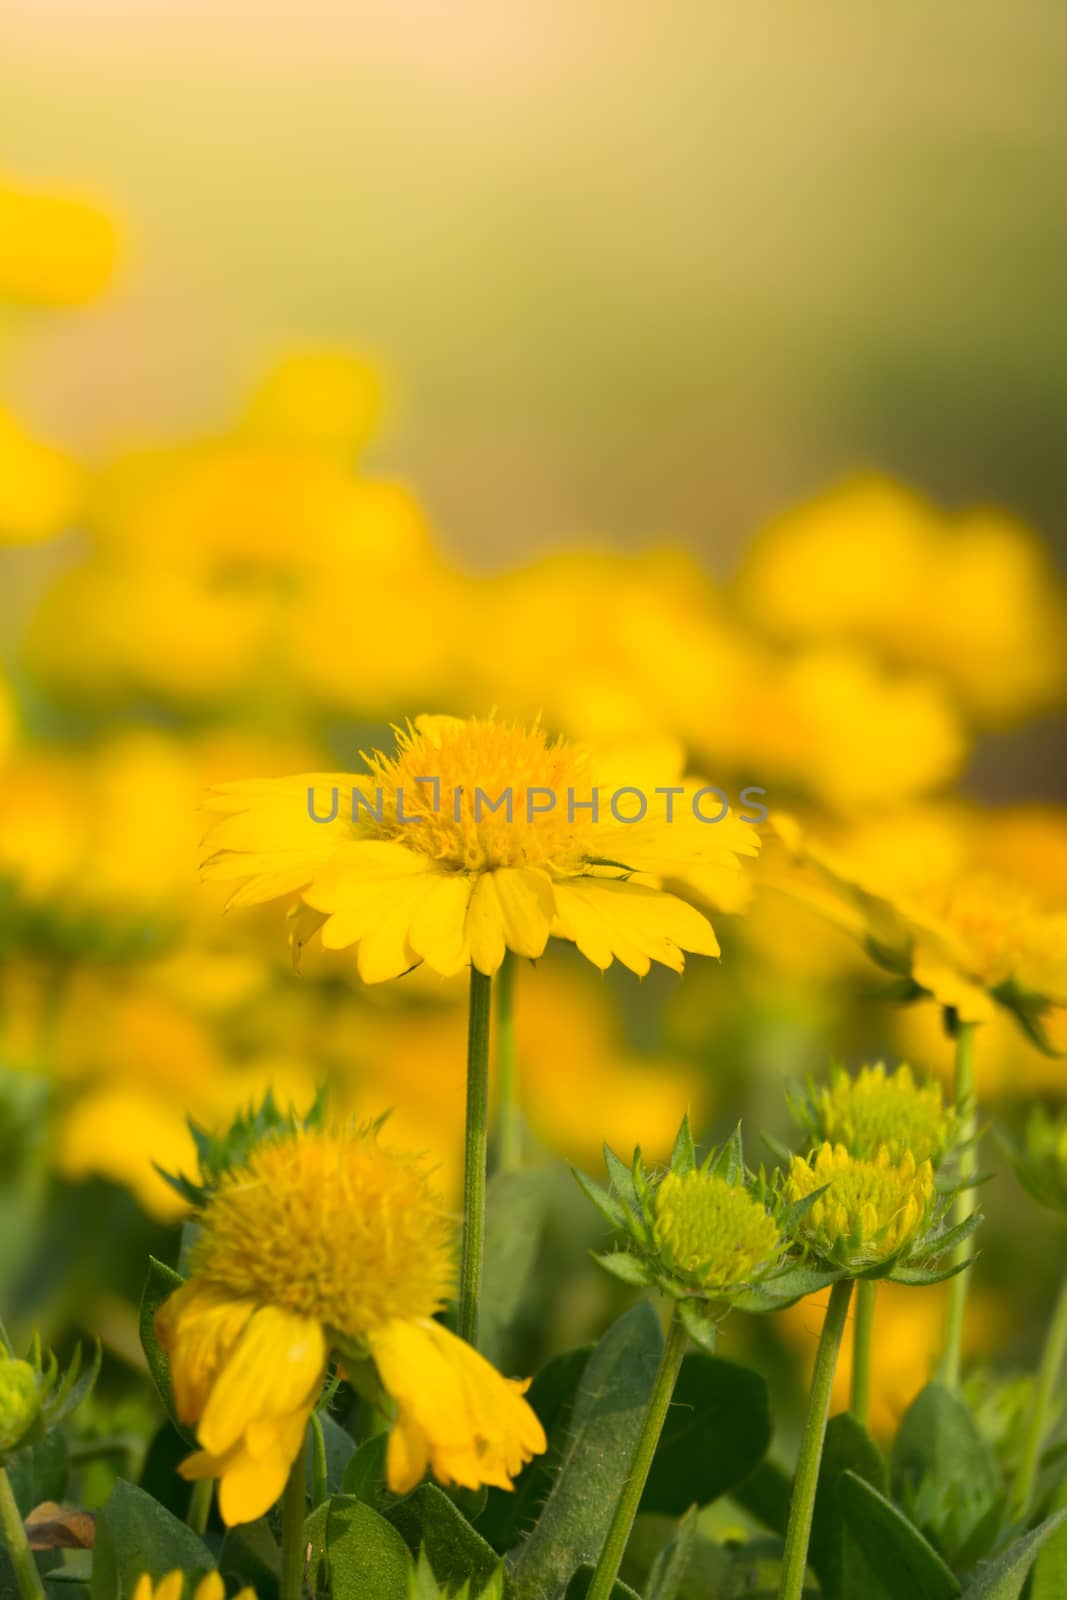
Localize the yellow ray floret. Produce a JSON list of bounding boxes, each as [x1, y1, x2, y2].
[[201, 714, 760, 980], [785, 1142, 935, 1271]]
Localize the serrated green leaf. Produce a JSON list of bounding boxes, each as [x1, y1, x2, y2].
[[603, 1145, 639, 1212], [676, 1300, 718, 1354], [640, 1353, 771, 1516], [508, 1303, 663, 1600]]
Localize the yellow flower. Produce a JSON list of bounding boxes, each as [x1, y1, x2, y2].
[[810, 1063, 953, 1166], [785, 1142, 935, 1272], [0, 407, 82, 545], [772, 807, 1067, 1030], [155, 1126, 545, 1524], [132, 1574, 251, 1600], [0, 175, 120, 305], [652, 1169, 783, 1292], [736, 475, 1067, 727], [202, 714, 759, 981]]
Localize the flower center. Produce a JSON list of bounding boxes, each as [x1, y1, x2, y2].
[[358, 717, 597, 873], [652, 1169, 781, 1291]]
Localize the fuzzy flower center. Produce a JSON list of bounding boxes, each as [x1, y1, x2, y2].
[[786, 1142, 934, 1263], [652, 1169, 782, 1291], [191, 1128, 453, 1335], [816, 1063, 950, 1165], [357, 717, 598, 873]]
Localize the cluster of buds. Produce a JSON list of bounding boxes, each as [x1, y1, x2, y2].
[[0, 1328, 100, 1460], [790, 1061, 955, 1166]]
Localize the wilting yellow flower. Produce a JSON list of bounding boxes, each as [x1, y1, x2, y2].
[[0, 407, 82, 545], [155, 1126, 545, 1523], [785, 1142, 935, 1272], [807, 1063, 953, 1166], [653, 1169, 783, 1293], [0, 175, 120, 305], [736, 475, 1067, 726], [772, 807, 1067, 1031], [202, 714, 759, 981], [131, 1574, 249, 1600]]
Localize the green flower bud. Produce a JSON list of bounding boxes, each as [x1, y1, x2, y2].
[[0, 1357, 42, 1452]]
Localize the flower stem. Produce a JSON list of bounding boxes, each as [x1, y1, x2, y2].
[[0, 1464, 45, 1600], [778, 1278, 854, 1600], [186, 1477, 213, 1535], [308, 1411, 329, 1511], [458, 965, 492, 1348], [495, 952, 522, 1172], [1013, 1267, 1067, 1522], [587, 1307, 689, 1600], [942, 1019, 978, 1390], [279, 1432, 308, 1600], [850, 1279, 876, 1428]]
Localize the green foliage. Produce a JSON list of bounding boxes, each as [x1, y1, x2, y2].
[[958, 1509, 1067, 1600], [639, 1353, 771, 1515], [138, 1256, 191, 1442], [388, 1484, 504, 1594], [809, 1411, 887, 1598], [92, 1479, 214, 1600], [836, 1470, 962, 1600], [157, 1087, 330, 1208], [479, 1169, 552, 1365], [507, 1303, 663, 1600], [890, 1382, 1005, 1566], [306, 1493, 413, 1600]]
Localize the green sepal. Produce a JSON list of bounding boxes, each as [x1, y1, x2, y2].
[[590, 1250, 654, 1287]]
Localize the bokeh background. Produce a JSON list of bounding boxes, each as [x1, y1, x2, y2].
[[2, 0, 1067, 1496]]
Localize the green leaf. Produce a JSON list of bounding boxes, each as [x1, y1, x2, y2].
[[508, 1303, 664, 1600], [640, 1354, 771, 1515], [343, 1433, 390, 1506], [676, 1300, 718, 1355], [645, 1506, 699, 1600], [669, 1115, 697, 1177], [808, 1411, 886, 1599], [563, 1565, 642, 1599], [138, 1258, 194, 1445], [573, 1169, 629, 1232], [308, 1411, 356, 1498], [603, 1144, 639, 1213], [477, 1345, 593, 1553], [1032, 1473, 1067, 1600], [388, 1483, 503, 1593], [480, 1170, 552, 1365], [837, 1471, 961, 1600], [960, 1509, 1067, 1600], [306, 1493, 411, 1600], [6, 1429, 70, 1516], [217, 1518, 280, 1593], [92, 1480, 214, 1600], [890, 1381, 1004, 1566], [732, 1457, 792, 1536], [590, 1251, 653, 1286]]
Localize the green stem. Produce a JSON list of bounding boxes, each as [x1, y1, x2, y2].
[[186, 1477, 213, 1536], [1014, 1268, 1067, 1522], [279, 1431, 308, 1600], [308, 1411, 329, 1511], [850, 1279, 876, 1428], [495, 952, 522, 1172], [0, 1464, 45, 1600], [779, 1279, 854, 1600], [587, 1308, 689, 1600], [942, 1020, 978, 1390], [458, 966, 492, 1348]]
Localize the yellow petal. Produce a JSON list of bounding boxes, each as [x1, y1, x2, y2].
[[198, 1307, 325, 1457], [406, 871, 474, 975], [465, 874, 507, 975], [154, 1282, 257, 1427], [486, 868, 555, 959]]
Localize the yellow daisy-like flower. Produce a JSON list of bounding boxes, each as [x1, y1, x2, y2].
[[132, 1574, 251, 1600], [201, 714, 760, 981], [772, 809, 1067, 1031], [652, 1169, 783, 1293], [812, 1063, 953, 1166], [785, 1142, 935, 1273], [154, 1125, 545, 1524]]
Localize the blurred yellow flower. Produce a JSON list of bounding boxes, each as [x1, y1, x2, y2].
[[807, 1063, 952, 1166], [773, 807, 1067, 1030], [155, 1125, 545, 1521], [239, 347, 384, 457], [202, 713, 759, 981], [736, 476, 1067, 726], [0, 407, 82, 544], [0, 175, 120, 305], [132, 1574, 244, 1600]]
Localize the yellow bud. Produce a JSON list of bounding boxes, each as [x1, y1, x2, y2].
[[0, 1358, 41, 1452]]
